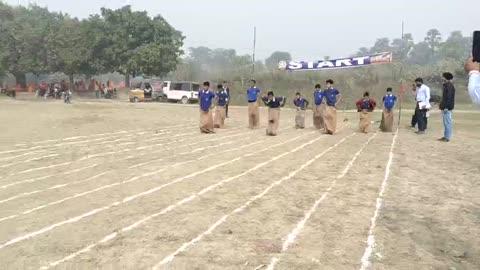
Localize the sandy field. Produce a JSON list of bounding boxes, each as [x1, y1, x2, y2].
[[0, 96, 479, 270]]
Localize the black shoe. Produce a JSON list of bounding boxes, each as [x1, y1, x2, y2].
[[415, 131, 425, 135]]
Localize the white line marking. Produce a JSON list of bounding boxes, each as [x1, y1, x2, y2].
[[265, 133, 377, 270], [38, 131, 318, 269], [0, 154, 60, 169], [15, 162, 72, 175], [359, 130, 398, 270], [0, 131, 310, 250], [0, 151, 46, 162], [0, 172, 108, 206], [0, 127, 245, 191], [0, 128, 274, 206], [0, 124, 193, 156], [1, 127, 237, 180], [0, 164, 98, 190], [152, 133, 355, 268]]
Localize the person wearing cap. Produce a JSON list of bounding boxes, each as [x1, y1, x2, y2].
[[261, 91, 286, 136], [313, 84, 326, 130], [214, 84, 229, 128], [438, 72, 456, 142], [293, 92, 309, 129], [414, 77, 431, 134], [355, 91, 376, 133], [380, 87, 397, 132], [246, 79, 261, 129], [465, 57, 480, 106], [199, 81, 216, 134], [323, 79, 342, 134]]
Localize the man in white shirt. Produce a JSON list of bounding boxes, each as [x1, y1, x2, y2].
[[414, 78, 431, 134], [465, 57, 480, 106]]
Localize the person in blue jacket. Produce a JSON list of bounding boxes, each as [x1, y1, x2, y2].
[[262, 91, 286, 136], [323, 79, 342, 134], [199, 81, 216, 134], [214, 84, 229, 128], [380, 87, 397, 132], [293, 92, 309, 129], [312, 84, 326, 130], [247, 79, 261, 129]]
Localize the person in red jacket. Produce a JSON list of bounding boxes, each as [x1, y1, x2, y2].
[[356, 91, 376, 133]]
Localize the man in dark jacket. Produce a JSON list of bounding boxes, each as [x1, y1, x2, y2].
[[439, 72, 455, 142], [222, 81, 230, 118]]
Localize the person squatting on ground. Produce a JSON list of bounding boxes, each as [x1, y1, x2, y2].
[[262, 91, 286, 136], [247, 79, 261, 129], [356, 91, 376, 133], [414, 78, 431, 134], [293, 92, 309, 129], [312, 84, 326, 130], [222, 81, 231, 118], [214, 84, 229, 128], [323, 79, 342, 135], [380, 88, 397, 132], [465, 57, 480, 106], [199, 81, 216, 134], [438, 72, 456, 142]]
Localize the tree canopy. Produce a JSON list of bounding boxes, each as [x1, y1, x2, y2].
[[0, 3, 184, 87]]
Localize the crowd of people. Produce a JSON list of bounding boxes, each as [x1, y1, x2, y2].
[[196, 59, 480, 142], [36, 80, 72, 104]]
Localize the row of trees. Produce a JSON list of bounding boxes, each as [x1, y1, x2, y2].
[[176, 28, 472, 83], [357, 29, 471, 66], [0, 3, 184, 88], [170, 29, 473, 106]]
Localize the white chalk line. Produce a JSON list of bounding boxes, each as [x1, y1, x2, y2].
[[0, 127, 247, 191], [126, 127, 258, 169], [0, 164, 98, 190], [0, 171, 108, 206], [358, 130, 398, 270], [0, 129, 311, 251], [265, 133, 378, 270], [0, 126, 239, 181], [0, 151, 47, 162], [4, 123, 192, 148], [152, 132, 355, 268], [0, 124, 194, 167], [0, 154, 60, 169], [38, 131, 318, 269], [0, 128, 276, 207], [0, 123, 194, 156]]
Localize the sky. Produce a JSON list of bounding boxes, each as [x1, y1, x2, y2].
[[5, 0, 478, 60]]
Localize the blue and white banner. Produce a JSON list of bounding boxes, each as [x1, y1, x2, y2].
[[278, 52, 393, 71]]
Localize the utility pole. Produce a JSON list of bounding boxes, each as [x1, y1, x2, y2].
[[401, 20, 404, 40], [397, 20, 405, 130], [252, 26, 256, 78]]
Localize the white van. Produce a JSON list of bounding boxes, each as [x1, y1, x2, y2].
[[162, 81, 200, 104]]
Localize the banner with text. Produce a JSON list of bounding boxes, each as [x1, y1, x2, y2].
[[278, 52, 393, 71]]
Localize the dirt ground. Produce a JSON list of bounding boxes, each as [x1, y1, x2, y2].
[[0, 96, 478, 270]]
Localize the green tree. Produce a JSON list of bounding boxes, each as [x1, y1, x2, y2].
[[438, 31, 471, 61], [356, 47, 369, 56], [370, 38, 391, 54], [391, 33, 414, 61], [408, 41, 432, 65], [265, 51, 292, 70], [0, 4, 57, 87], [425, 28, 442, 58], [99, 6, 184, 86], [47, 16, 87, 86]]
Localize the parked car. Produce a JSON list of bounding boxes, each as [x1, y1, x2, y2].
[[162, 81, 200, 104], [128, 80, 164, 102]]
